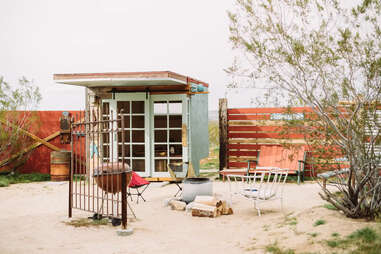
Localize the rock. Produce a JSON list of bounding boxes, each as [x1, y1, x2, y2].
[[116, 228, 134, 236], [163, 197, 173, 207], [169, 200, 186, 211], [163, 197, 181, 207]]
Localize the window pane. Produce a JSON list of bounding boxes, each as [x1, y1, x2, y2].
[[132, 101, 144, 114], [169, 115, 182, 128], [117, 130, 130, 143], [155, 130, 167, 143], [155, 159, 167, 172], [132, 145, 145, 157], [117, 116, 130, 128], [169, 130, 182, 142], [102, 102, 110, 115], [132, 160, 145, 172], [132, 116, 144, 128], [154, 115, 167, 128], [102, 116, 110, 130], [102, 133, 110, 143], [118, 144, 130, 157], [132, 130, 144, 142], [102, 145, 110, 158], [154, 101, 167, 114], [169, 159, 183, 172], [169, 145, 182, 157], [155, 145, 167, 157], [169, 101, 182, 114], [117, 101, 130, 114]]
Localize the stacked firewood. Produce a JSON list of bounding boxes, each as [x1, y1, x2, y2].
[[191, 196, 233, 218], [167, 195, 233, 218]]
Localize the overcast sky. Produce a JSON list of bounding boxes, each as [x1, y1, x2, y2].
[[0, 0, 256, 111]]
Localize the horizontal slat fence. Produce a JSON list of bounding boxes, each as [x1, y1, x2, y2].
[[225, 107, 311, 170], [219, 100, 381, 177], [218, 100, 315, 172]]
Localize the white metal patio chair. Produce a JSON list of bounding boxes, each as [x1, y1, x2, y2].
[[227, 169, 288, 216]]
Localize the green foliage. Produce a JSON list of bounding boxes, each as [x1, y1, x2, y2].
[[348, 227, 378, 243], [265, 242, 295, 254], [0, 173, 50, 187], [200, 148, 220, 169], [228, 0, 381, 220], [309, 232, 318, 238], [313, 219, 326, 227], [326, 239, 340, 248], [284, 214, 298, 226], [323, 203, 338, 211], [0, 77, 41, 111], [65, 218, 108, 227], [200, 122, 219, 170], [0, 178, 10, 187], [0, 77, 42, 172], [208, 121, 219, 148], [200, 157, 219, 170], [73, 175, 86, 182], [325, 226, 381, 253]]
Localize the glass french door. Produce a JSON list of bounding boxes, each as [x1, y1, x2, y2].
[[103, 93, 150, 177], [151, 95, 188, 177], [102, 93, 187, 178]]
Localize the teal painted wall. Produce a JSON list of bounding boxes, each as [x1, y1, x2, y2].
[[190, 94, 209, 175]]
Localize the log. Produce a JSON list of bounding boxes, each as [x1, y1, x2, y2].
[[221, 200, 234, 215], [191, 203, 218, 218], [169, 200, 186, 211], [194, 196, 222, 208]]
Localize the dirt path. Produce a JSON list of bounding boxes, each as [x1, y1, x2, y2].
[[0, 181, 375, 254]]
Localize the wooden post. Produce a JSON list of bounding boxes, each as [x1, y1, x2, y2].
[[219, 98, 228, 172]]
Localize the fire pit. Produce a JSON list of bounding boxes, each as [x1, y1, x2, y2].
[[182, 177, 213, 203], [93, 162, 132, 194]]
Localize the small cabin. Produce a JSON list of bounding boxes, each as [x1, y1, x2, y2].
[[53, 71, 209, 179]]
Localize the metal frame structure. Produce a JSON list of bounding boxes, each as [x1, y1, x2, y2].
[[69, 110, 133, 229]]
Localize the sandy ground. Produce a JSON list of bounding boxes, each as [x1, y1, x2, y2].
[[0, 180, 376, 254]]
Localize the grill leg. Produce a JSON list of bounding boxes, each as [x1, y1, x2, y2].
[[97, 191, 106, 216], [174, 183, 182, 197], [128, 201, 136, 219]]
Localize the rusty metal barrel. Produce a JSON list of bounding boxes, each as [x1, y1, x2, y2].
[[50, 150, 71, 181]]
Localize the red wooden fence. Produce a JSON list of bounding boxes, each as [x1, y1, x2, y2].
[[218, 100, 365, 176], [219, 99, 315, 174], [0, 111, 81, 174], [227, 106, 310, 169]]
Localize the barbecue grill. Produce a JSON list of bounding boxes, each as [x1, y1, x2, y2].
[[93, 162, 135, 222], [93, 162, 132, 194]]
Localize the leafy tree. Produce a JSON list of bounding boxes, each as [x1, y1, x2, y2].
[[227, 0, 381, 219], [0, 77, 41, 172]]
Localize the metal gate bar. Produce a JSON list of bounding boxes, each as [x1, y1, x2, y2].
[[69, 109, 130, 225]]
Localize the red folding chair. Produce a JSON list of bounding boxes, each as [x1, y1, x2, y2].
[[127, 171, 150, 204]]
